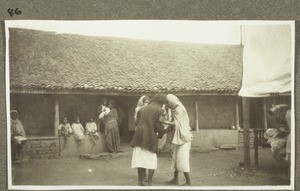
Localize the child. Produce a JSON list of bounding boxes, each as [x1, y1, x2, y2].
[[86, 117, 100, 144], [58, 117, 72, 148], [71, 117, 85, 145], [98, 104, 110, 119], [97, 98, 108, 133]]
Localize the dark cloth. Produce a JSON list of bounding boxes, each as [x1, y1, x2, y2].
[[11, 136, 26, 160], [96, 104, 104, 133], [103, 108, 118, 133], [267, 104, 290, 130], [128, 130, 135, 143], [103, 108, 120, 153], [130, 102, 165, 153], [106, 126, 121, 153]]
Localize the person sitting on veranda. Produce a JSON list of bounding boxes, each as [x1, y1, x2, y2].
[[264, 128, 287, 166], [71, 117, 85, 145], [10, 110, 27, 160], [265, 104, 291, 167], [285, 109, 291, 177], [58, 117, 72, 149], [86, 117, 100, 144]]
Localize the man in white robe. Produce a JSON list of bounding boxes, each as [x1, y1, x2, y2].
[[165, 94, 193, 186]]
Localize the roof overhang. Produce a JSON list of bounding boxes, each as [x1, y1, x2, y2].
[[10, 87, 239, 96]]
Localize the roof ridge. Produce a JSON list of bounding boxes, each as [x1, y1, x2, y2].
[[9, 28, 242, 47]]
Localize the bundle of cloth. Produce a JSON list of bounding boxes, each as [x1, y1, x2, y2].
[[264, 103, 291, 167], [264, 128, 286, 152], [264, 128, 288, 167]]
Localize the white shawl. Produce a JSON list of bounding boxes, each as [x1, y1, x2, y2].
[[166, 94, 193, 145]]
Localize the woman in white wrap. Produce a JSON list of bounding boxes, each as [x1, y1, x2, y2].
[[166, 94, 193, 186], [11, 110, 27, 159], [134, 95, 150, 123]]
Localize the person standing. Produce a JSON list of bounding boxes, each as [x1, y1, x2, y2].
[[99, 99, 121, 153], [128, 95, 150, 143], [132, 95, 151, 181], [116, 104, 126, 142], [166, 94, 193, 186], [130, 94, 172, 186]]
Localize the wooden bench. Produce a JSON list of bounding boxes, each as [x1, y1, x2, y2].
[[253, 129, 270, 167]]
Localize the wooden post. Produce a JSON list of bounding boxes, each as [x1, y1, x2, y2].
[[254, 129, 259, 166], [195, 97, 199, 131], [262, 98, 268, 130], [235, 96, 240, 129], [54, 96, 60, 137], [242, 97, 251, 167]]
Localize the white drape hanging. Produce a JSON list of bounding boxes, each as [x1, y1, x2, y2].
[[238, 25, 292, 97]]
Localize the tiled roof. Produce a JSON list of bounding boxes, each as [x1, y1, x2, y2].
[[9, 28, 243, 95]]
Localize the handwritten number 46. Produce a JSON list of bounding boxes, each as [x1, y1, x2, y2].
[[8, 8, 22, 17]]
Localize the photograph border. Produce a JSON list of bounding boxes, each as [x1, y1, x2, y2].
[[0, 1, 299, 191]]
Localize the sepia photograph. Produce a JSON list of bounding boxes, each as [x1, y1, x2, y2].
[[5, 20, 295, 190]]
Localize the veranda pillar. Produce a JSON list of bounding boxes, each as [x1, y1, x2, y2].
[[242, 97, 251, 167], [235, 96, 240, 129], [54, 96, 59, 137], [262, 98, 268, 130], [195, 97, 199, 131]]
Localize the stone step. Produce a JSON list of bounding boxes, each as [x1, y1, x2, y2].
[[80, 151, 130, 160]]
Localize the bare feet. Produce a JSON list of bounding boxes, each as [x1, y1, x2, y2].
[[143, 176, 148, 182], [181, 182, 192, 186], [166, 178, 179, 185], [138, 182, 146, 186]]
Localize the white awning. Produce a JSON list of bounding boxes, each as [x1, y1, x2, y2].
[[238, 25, 292, 97]]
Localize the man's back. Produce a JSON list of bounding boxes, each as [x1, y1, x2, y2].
[[131, 102, 164, 153]]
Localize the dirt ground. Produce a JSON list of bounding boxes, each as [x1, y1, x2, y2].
[[11, 145, 290, 187]]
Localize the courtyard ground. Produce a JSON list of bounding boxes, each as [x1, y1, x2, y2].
[[11, 145, 290, 187]]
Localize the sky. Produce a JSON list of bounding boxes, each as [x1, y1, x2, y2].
[[6, 20, 293, 45], [5, 20, 244, 44]]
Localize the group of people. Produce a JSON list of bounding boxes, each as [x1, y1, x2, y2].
[[10, 94, 292, 186], [10, 94, 193, 185], [130, 93, 193, 186], [59, 98, 122, 153], [58, 116, 99, 146]]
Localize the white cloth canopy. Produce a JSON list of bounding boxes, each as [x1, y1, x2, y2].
[[238, 25, 292, 97]]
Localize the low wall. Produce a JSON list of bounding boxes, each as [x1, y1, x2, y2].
[[59, 134, 107, 157], [24, 137, 60, 159], [22, 134, 108, 159], [191, 129, 239, 149]]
